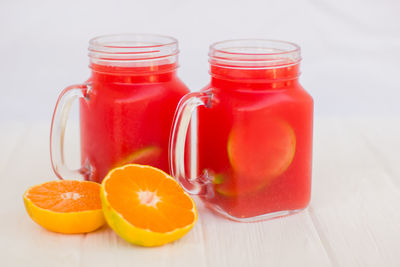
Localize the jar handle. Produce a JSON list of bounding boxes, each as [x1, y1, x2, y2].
[[50, 83, 91, 180], [169, 89, 213, 195]]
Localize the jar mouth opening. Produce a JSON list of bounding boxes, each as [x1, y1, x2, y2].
[[89, 33, 179, 67], [209, 39, 301, 69]]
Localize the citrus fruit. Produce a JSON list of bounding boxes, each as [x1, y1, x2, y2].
[[23, 180, 105, 234], [114, 146, 162, 168], [223, 117, 296, 196], [101, 164, 197, 247]]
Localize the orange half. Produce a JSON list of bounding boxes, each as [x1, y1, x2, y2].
[[23, 180, 105, 234], [101, 164, 197, 247]]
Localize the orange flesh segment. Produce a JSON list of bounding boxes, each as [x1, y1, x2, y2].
[[25, 180, 101, 212], [104, 166, 195, 233]]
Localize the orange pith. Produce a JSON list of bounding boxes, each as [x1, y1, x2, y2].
[[25, 180, 101, 213], [103, 165, 196, 233]]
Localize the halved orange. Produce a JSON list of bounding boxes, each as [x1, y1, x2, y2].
[[101, 164, 197, 247], [23, 180, 105, 234]]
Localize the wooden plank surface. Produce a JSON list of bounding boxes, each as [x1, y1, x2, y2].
[[0, 118, 399, 267], [0, 122, 83, 267], [0, 122, 27, 172], [310, 117, 400, 267]]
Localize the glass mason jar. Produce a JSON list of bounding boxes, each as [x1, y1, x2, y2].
[[51, 34, 189, 183], [170, 39, 313, 221]]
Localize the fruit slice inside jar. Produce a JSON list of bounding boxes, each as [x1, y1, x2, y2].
[[220, 117, 296, 196], [114, 146, 162, 168]]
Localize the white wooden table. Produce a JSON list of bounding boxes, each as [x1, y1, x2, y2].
[[1, 117, 399, 267]]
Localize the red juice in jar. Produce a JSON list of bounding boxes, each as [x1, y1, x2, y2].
[[170, 39, 313, 221], [51, 34, 189, 183]]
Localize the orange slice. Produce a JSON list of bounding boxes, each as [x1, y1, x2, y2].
[[223, 117, 296, 196], [23, 180, 105, 234], [114, 146, 162, 168], [101, 164, 197, 247]]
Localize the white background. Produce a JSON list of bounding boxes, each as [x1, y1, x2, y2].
[[1, 0, 399, 123]]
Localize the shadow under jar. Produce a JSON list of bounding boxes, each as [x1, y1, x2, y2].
[[51, 34, 189, 183], [170, 39, 313, 221]]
